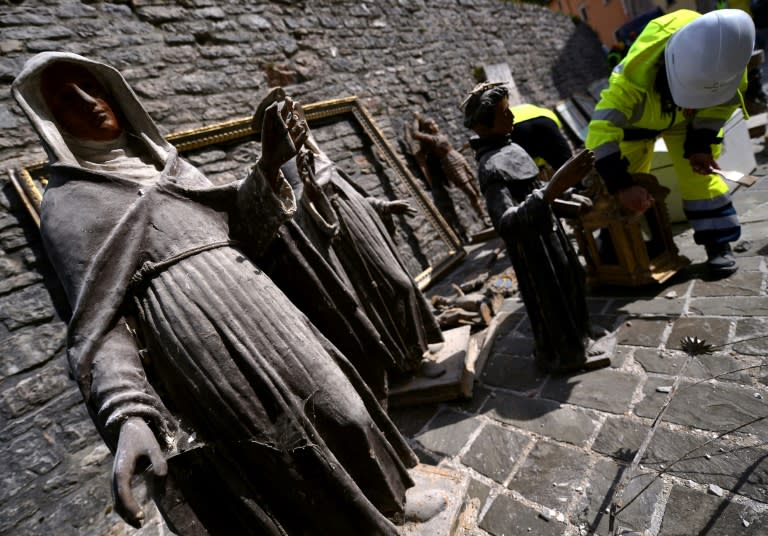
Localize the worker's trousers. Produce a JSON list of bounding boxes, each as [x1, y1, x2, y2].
[[621, 122, 740, 246]]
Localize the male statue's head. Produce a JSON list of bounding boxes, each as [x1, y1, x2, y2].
[[40, 61, 123, 142], [415, 114, 439, 134], [462, 85, 514, 138]]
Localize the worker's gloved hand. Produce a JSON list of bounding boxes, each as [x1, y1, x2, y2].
[[688, 152, 719, 175], [616, 185, 654, 213]]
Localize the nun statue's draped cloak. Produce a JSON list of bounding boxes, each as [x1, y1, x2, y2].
[[13, 52, 416, 536], [259, 158, 395, 402], [283, 143, 444, 375], [469, 135, 591, 372]]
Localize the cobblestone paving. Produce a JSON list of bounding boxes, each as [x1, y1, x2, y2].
[[392, 141, 768, 535]]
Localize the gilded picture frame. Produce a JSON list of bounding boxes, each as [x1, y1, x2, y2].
[[9, 96, 465, 289]]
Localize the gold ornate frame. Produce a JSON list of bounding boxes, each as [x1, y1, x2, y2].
[[8, 96, 465, 288]]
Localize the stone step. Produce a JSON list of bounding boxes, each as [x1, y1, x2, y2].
[[399, 464, 470, 536]]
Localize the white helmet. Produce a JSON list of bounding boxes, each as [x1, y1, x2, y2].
[[665, 9, 755, 109]]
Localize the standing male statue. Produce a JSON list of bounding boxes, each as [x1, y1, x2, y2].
[[462, 83, 610, 373]]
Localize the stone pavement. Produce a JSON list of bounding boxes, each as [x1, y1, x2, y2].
[[391, 139, 768, 535]]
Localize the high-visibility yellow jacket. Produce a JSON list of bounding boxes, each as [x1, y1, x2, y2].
[[585, 9, 747, 194], [509, 103, 562, 128], [508, 103, 571, 169]]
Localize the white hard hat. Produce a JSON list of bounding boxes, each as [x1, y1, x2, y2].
[[665, 9, 755, 109]]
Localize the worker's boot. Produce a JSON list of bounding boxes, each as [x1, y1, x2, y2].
[[705, 242, 738, 278]]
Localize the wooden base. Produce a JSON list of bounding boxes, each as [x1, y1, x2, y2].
[[388, 324, 487, 407]]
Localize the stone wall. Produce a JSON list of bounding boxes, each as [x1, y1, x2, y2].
[[0, 1, 609, 534]]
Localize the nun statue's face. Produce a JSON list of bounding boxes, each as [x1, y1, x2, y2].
[[41, 62, 123, 141]]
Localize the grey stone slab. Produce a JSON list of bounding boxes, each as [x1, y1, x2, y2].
[[731, 255, 764, 271], [613, 297, 686, 316], [616, 318, 669, 347], [587, 297, 609, 315], [515, 317, 533, 337], [593, 416, 768, 502], [734, 318, 768, 355], [591, 313, 623, 333], [479, 493, 564, 536], [572, 457, 663, 536], [444, 383, 493, 415], [667, 317, 731, 350], [634, 377, 768, 439], [482, 391, 599, 446], [689, 296, 768, 316], [460, 423, 530, 483], [389, 404, 440, 437], [0, 363, 72, 419], [0, 271, 42, 295], [541, 368, 641, 414], [634, 348, 696, 376], [610, 346, 632, 369], [592, 416, 649, 462], [414, 410, 483, 457], [53, 395, 102, 454], [692, 352, 762, 383], [0, 284, 56, 331], [507, 440, 592, 510], [480, 354, 545, 392], [659, 485, 768, 535], [0, 254, 25, 279], [638, 348, 758, 383], [413, 445, 441, 466], [691, 271, 764, 297], [466, 478, 492, 511], [0, 323, 66, 380], [0, 225, 31, 251], [658, 277, 695, 298], [488, 333, 534, 358], [738, 222, 768, 247], [644, 436, 768, 503]]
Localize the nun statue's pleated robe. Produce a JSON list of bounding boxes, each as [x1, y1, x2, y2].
[[13, 51, 416, 536], [294, 147, 444, 375]]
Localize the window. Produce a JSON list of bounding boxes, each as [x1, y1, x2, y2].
[[579, 3, 588, 21]]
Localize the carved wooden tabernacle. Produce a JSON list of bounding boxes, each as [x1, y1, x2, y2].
[[566, 172, 690, 287]]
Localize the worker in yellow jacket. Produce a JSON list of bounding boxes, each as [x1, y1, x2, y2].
[[508, 103, 573, 171], [586, 9, 755, 277]]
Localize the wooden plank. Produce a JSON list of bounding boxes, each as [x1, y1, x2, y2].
[[555, 99, 590, 143]]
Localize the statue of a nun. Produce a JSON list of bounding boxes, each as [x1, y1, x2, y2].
[[12, 51, 417, 535]]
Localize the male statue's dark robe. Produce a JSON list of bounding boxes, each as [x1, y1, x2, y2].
[[470, 135, 592, 372]]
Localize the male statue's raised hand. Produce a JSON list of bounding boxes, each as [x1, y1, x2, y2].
[[256, 94, 308, 189]]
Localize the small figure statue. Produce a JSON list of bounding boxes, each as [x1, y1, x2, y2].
[[14, 52, 417, 535], [256, 90, 444, 381], [462, 82, 610, 373], [406, 112, 489, 225]]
